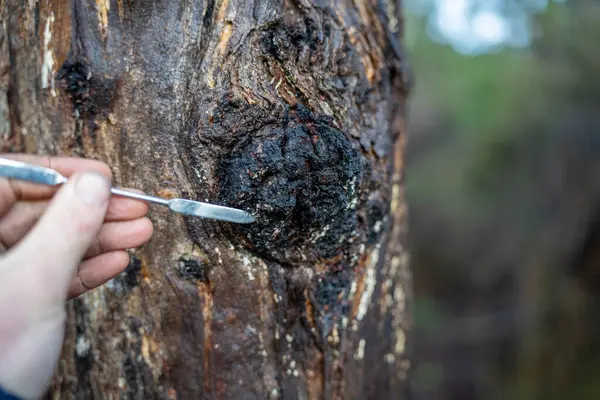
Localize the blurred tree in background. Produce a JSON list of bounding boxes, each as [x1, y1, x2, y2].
[[405, 0, 600, 399]]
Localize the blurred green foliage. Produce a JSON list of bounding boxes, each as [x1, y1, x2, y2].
[[405, 1, 600, 399]]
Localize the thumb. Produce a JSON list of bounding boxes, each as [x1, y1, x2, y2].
[[11, 171, 111, 301], [0, 171, 110, 399]]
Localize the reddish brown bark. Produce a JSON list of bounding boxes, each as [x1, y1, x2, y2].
[[1, 0, 410, 398]]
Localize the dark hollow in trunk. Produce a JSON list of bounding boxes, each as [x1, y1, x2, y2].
[[1, 0, 410, 398]]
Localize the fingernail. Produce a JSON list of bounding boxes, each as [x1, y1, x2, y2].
[[74, 172, 110, 205]]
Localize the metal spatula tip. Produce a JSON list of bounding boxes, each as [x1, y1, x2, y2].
[[0, 157, 256, 225], [168, 198, 256, 224]]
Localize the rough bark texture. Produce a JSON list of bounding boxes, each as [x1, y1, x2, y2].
[[1, 0, 409, 398]]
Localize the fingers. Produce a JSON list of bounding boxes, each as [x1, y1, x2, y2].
[[0, 194, 149, 251], [85, 217, 153, 259], [0, 154, 112, 203], [6, 172, 111, 302], [68, 251, 131, 299], [0, 201, 46, 250], [103, 190, 149, 221]]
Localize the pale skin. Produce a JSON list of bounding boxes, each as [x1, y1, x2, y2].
[[0, 154, 154, 399]]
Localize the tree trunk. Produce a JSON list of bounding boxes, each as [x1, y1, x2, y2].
[[1, 0, 409, 398]]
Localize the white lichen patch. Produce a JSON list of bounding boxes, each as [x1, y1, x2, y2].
[[373, 220, 383, 233], [347, 195, 359, 210], [76, 335, 91, 356], [389, 256, 401, 277], [320, 101, 333, 116], [242, 255, 255, 281], [214, 247, 223, 264], [96, 0, 110, 40], [390, 184, 401, 213], [356, 245, 380, 321], [341, 316, 349, 328], [394, 285, 406, 313], [41, 12, 56, 96], [310, 224, 331, 243], [395, 329, 406, 355], [359, 244, 366, 254], [384, 353, 396, 364], [354, 338, 366, 360], [285, 359, 299, 377], [327, 325, 340, 346]]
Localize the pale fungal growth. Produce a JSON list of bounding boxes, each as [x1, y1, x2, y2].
[[395, 329, 406, 354], [327, 325, 340, 346], [390, 183, 401, 213], [356, 244, 380, 321], [76, 335, 90, 356], [389, 255, 401, 276], [309, 224, 331, 242], [41, 12, 55, 95], [320, 101, 333, 116], [332, 325, 340, 345], [384, 353, 396, 364], [214, 247, 223, 264], [242, 255, 255, 281], [373, 220, 383, 233], [285, 334, 293, 343], [349, 280, 358, 297], [395, 285, 406, 313], [354, 339, 366, 360], [347, 195, 359, 209]]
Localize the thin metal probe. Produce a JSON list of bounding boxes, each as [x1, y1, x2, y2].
[[0, 157, 256, 224]]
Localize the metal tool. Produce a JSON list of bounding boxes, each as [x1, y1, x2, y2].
[[0, 157, 255, 224]]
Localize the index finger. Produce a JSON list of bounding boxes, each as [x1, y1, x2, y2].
[[0, 154, 112, 201]]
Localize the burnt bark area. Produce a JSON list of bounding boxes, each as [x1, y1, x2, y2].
[[2, 0, 409, 398]]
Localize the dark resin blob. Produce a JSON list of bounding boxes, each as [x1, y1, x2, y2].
[[218, 114, 362, 264]]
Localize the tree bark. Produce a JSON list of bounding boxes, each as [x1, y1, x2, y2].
[[1, 0, 410, 398]]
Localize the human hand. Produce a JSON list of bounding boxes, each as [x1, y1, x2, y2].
[[0, 154, 154, 399]]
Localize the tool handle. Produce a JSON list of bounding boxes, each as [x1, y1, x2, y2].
[[110, 187, 170, 206], [0, 157, 67, 186]]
